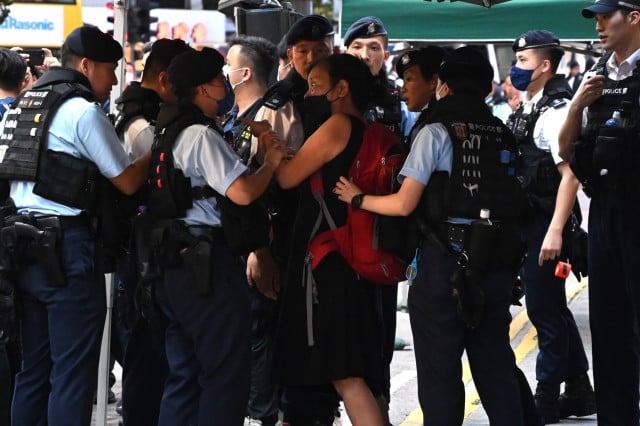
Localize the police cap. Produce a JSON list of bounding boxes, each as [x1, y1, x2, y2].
[[168, 47, 224, 91], [343, 16, 387, 47], [439, 46, 493, 96], [582, 0, 640, 18], [286, 15, 334, 47], [396, 46, 446, 80], [512, 30, 560, 52], [64, 25, 123, 63]]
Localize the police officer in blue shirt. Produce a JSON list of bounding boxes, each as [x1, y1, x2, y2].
[[335, 47, 531, 426], [0, 25, 150, 426], [151, 47, 285, 426]]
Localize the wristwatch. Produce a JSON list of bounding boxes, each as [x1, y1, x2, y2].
[[351, 194, 365, 210]]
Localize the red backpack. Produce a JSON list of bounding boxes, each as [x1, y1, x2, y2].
[[307, 121, 408, 285]]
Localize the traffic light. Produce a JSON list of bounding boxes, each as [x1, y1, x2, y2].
[[106, 2, 115, 36], [127, 5, 157, 43]]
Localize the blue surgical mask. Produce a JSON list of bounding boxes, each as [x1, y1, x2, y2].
[[216, 77, 235, 116], [509, 66, 535, 91]]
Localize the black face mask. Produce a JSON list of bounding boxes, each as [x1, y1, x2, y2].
[[302, 91, 332, 137]]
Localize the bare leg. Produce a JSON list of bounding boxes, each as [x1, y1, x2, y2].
[[376, 395, 391, 426], [333, 377, 384, 426]]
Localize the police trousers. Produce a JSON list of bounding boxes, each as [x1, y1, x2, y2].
[[408, 242, 525, 426], [11, 226, 105, 426], [521, 211, 589, 384], [588, 190, 640, 425], [155, 229, 251, 426]]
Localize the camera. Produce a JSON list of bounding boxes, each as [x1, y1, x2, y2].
[[22, 49, 45, 67]]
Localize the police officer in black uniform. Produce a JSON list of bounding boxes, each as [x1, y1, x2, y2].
[[113, 38, 191, 426], [508, 30, 595, 424], [0, 25, 150, 426], [335, 46, 530, 426], [559, 1, 640, 423]]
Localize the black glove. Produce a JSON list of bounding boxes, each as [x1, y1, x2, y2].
[[135, 277, 157, 323], [116, 281, 136, 330], [451, 266, 485, 329], [0, 271, 15, 337], [569, 225, 588, 282]]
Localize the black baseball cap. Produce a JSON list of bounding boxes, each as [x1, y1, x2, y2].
[[582, 0, 640, 18], [168, 47, 224, 91], [439, 46, 494, 96], [512, 30, 560, 52], [64, 25, 122, 63], [343, 16, 387, 47]]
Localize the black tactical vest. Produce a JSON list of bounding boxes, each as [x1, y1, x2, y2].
[[571, 53, 640, 193], [422, 94, 522, 223], [509, 75, 572, 198], [0, 68, 102, 211], [147, 101, 217, 219], [221, 99, 264, 166], [113, 82, 162, 138]]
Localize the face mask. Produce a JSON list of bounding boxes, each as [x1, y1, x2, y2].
[[277, 62, 291, 81], [302, 87, 334, 135], [223, 65, 249, 90], [435, 83, 446, 101], [216, 77, 235, 117], [509, 66, 536, 91]]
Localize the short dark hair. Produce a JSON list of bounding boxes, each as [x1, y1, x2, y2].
[[142, 39, 191, 84], [228, 35, 277, 88], [60, 44, 82, 68], [0, 49, 27, 92], [534, 46, 565, 73], [308, 53, 373, 112]]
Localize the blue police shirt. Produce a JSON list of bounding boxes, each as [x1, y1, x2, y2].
[[9, 97, 131, 216], [398, 122, 452, 186], [172, 124, 248, 226]]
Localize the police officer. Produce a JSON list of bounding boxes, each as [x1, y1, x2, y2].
[[152, 47, 285, 426], [508, 30, 595, 424], [0, 25, 150, 426], [335, 47, 529, 426], [220, 34, 281, 426], [115, 39, 190, 158], [255, 14, 334, 148], [559, 1, 640, 423], [396, 47, 445, 146], [112, 38, 191, 426], [344, 16, 402, 139]]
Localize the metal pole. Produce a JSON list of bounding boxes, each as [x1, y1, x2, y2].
[[109, 0, 128, 114], [96, 273, 115, 426]]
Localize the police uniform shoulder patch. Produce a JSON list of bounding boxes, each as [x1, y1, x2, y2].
[[549, 98, 567, 109], [401, 53, 410, 65], [450, 122, 469, 140]]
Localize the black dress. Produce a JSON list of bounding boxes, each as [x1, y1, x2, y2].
[[275, 115, 384, 388]]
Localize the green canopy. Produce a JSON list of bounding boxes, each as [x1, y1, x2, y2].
[[341, 0, 598, 43]]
